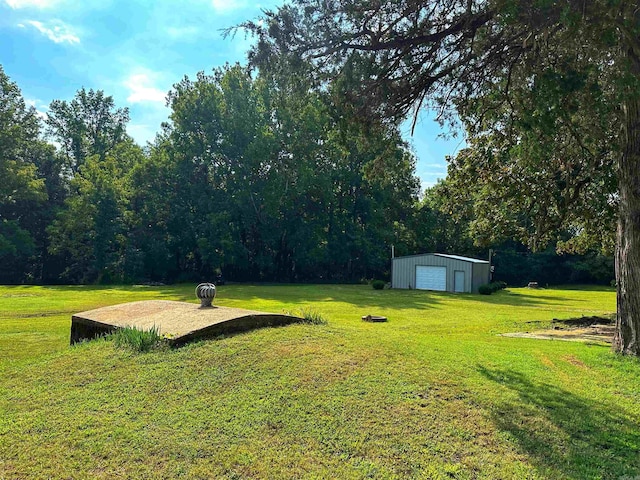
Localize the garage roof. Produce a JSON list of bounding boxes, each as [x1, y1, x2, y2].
[[433, 254, 489, 264], [393, 253, 489, 264]]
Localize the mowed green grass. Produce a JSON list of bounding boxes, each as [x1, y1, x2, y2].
[[0, 284, 638, 479]]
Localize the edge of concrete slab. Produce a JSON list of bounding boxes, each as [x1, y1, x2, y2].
[[167, 313, 302, 347], [70, 315, 118, 345]]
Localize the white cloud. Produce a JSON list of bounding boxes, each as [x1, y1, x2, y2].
[[166, 26, 199, 39], [124, 73, 167, 104], [25, 20, 80, 44], [4, 0, 58, 8], [212, 0, 248, 14]]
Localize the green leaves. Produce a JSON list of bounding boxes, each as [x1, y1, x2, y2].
[[0, 66, 51, 282], [47, 140, 144, 283], [46, 88, 130, 173], [158, 64, 421, 282]]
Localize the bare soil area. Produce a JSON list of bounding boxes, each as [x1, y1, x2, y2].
[[501, 314, 615, 344]]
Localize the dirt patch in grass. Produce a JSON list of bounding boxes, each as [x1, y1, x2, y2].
[[563, 355, 588, 369], [540, 355, 555, 368], [501, 314, 616, 344]]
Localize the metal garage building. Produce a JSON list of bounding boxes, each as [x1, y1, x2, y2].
[[391, 253, 490, 293]]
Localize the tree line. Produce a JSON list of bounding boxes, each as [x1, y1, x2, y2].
[[2, 63, 419, 284], [0, 62, 613, 287]]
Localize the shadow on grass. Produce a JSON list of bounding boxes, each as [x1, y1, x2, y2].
[[35, 284, 196, 302], [21, 283, 446, 313], [471, 291, 580, 307], [211, 284, 446, 309], [553, 285, 616, 292], [477, 366, 640, 479]]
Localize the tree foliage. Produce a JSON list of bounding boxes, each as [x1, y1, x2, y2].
[[48, 141, 142, 283], [237, 0, 496, 127], [155, 64, 420, 281], [46, 88, 129, 173], [0, 66, 52, 282], [239, 0, 633, 252]]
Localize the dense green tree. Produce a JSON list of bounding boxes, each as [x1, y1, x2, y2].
[[242, 0, 640, 355], [162, 64, 419, 281], [444, 51, 618, 254], [0, 66, 51, 282], [491, 245, 615, 287], [45, 87, 134, 282], [48, 140, 142, 283], [46, 88, 129, 174], [412, 181, 478, 256], [162, 66, 260, 280], [322, 110, 420, 279], [126, 142, 184, 282], [8, 141, 69, 283], [30, 144, 70, 282]]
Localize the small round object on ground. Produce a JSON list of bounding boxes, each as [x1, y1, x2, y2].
[[362, 315, 387, 322], [196, 283, 216, 307]]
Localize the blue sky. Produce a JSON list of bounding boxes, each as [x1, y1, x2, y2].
[[0, 0, 462, 189]]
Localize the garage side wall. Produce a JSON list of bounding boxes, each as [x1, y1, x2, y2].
[[392, 255, 473, 292], [472, 263, 490, 293]]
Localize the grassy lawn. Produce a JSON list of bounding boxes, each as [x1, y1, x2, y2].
[[0, 284, 638, 479]]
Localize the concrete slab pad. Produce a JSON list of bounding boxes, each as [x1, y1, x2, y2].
[[71, 300, 302, 347]]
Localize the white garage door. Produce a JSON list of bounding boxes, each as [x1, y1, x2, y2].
[[415, 266, 447, 291]]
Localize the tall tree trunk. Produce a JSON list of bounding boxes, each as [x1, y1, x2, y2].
[[613, 46, 640, 356]]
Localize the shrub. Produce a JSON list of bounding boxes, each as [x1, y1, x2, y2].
[[298, 308, 328, 325], [371, 280, 385, 290], [111, 325, 163, 352], [486, 281, 507, 293], [477, 281, 506, 295]]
